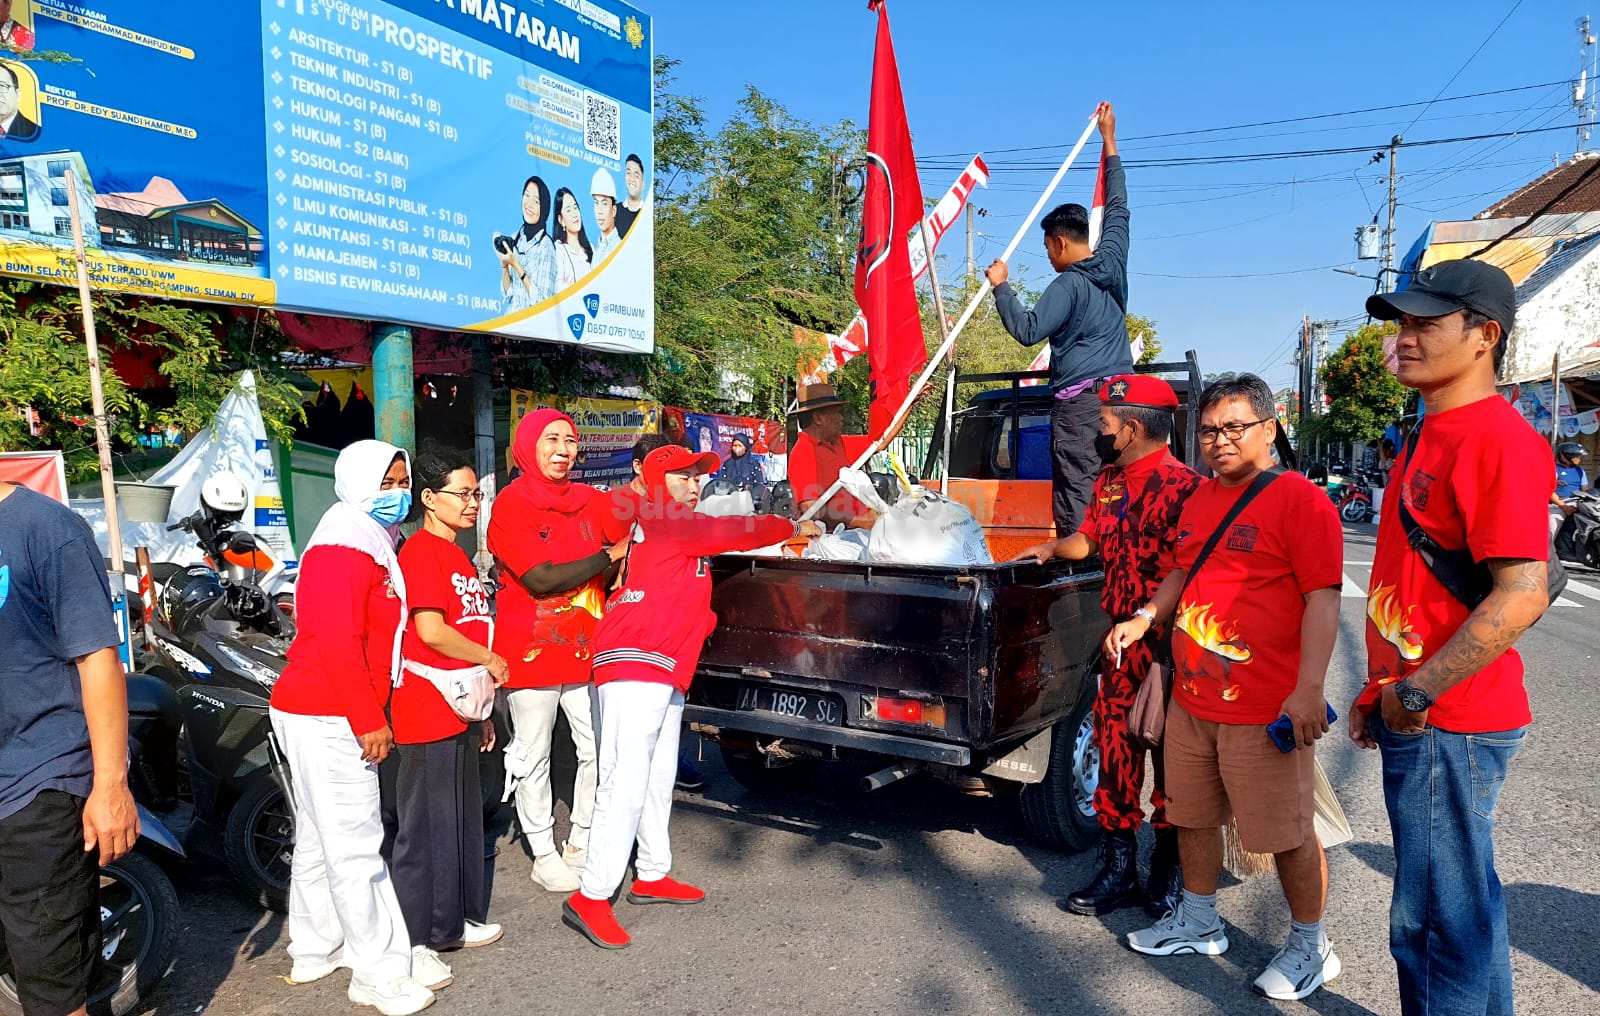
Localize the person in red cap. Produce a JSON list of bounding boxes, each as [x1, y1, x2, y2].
[[563, 446, 822, 949], [1015, 372, 1201, 919], [488, 408, 627, 896]]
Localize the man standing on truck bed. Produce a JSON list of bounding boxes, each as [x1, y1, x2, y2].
[[986, 103, 1133, 535], [1016, 374, 1200, 920]]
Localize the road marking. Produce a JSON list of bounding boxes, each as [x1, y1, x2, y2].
[[1560, 577, 1600, 602], [1342, 574, 1367, 598]]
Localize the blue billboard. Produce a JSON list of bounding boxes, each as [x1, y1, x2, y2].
[[0, 0, 654, 352]]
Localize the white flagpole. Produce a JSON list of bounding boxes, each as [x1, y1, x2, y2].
[[801, 111, 1100, 522]]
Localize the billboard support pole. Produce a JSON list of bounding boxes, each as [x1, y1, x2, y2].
[[373, 324, 415, 453], [66, 169, 132, 668]]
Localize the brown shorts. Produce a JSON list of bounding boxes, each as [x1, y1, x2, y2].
[[1163, 699, 1316, 855]]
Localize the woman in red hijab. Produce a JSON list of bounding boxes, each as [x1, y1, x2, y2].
[[488, 409, 625, 893]]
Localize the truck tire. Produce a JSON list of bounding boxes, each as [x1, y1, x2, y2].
[[224, 778, 292, 913], [1019, 691, 1099, 852], [718, 742, 817, 795]]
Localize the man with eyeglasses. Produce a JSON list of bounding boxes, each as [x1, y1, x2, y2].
[[1350, 259, 1551, 1016], [0, 62, 38, 141], [1108, 373, 1344, 1001]]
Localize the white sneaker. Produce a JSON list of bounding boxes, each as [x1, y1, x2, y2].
[[562, 842, 587, 873], [531, 851, 581, 892], [409, 946, 453, 991], [462, 920, 503, 948], [288, 951, 346, 984], [1126, 906, 1230, 957], [1253, 937, 1341, 1001], [348, 976, 435, 1016]]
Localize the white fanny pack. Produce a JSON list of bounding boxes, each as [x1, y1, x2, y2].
[[401, 659, 497, 722]]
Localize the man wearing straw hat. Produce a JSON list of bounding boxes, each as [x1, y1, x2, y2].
[[1107, 374, 1344, 1001], [985, 103, 1132, 535], [787, 382, 878, 529]]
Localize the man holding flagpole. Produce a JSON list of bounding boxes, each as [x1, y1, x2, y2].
[[987, 105, 1133, 534]]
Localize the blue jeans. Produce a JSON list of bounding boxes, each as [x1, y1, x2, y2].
[[1378, 719, 1525, 1016]]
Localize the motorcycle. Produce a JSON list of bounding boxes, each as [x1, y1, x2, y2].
[[1336, 471, 1378, 524], [133, 488, 296, 912], [1555, 489, 1600, 568], [0, 804, 182, 1016]]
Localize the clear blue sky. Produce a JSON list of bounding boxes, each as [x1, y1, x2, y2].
[[653, 0, 1580, 391]]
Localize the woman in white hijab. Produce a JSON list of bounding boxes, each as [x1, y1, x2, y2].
[[268, 440, 438, 1016]]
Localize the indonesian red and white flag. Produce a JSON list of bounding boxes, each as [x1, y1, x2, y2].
[[856, 0, 928, 439]]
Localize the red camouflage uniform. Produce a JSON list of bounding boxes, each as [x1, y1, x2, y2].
[[1078, 447, 1202, 831]]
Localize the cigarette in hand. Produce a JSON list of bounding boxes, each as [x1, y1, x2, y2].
[[1114, 646, 1122, 669]]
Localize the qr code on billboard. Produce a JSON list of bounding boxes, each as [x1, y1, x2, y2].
[[584, 91, 621, 159]]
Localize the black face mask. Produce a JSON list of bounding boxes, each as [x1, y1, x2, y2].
[[1093, 429, 1126, 465]]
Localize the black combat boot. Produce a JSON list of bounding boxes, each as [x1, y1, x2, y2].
[[1144, 826, 1184, 919], [1060, 830, 1141, 916]]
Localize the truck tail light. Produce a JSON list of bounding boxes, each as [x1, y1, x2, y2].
[[876, 695, 946, 728]]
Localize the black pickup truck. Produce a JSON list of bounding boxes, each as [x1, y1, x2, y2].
[[684, 354, 1204, 850]]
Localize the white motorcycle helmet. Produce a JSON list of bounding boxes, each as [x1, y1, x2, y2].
[[200, 471, 249, 517]]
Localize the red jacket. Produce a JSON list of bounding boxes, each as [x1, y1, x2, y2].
[[592, 512, 796, 692], [271, 545, 401, 736]]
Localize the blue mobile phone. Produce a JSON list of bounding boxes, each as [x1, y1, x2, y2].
[[1266, 703, 1338, 753]]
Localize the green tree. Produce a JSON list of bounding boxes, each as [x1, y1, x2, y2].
[[1318, 321, 1405, 444], [0, 279, 304, 481]]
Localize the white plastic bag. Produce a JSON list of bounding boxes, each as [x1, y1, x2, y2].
[[696, 490, 755, 517], [802, 526, 872, 562], [867, 488, 993, 567], [836, 467, 892, 514]]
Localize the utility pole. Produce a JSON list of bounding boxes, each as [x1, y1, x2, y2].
[[1298, 314, 1311, 459], [965, 203, 979, 283], [1382, 134, 1401, 293]]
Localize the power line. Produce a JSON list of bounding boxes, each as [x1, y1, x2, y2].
[[1130, 262, 1350, 280], [1470, 157, 1600, 258], [919, 80, 1566, 160], [917, 121, 1590, 174], [1400, 0, 1526, 135]]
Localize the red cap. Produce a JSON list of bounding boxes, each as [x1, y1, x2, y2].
[[1099, 374, 1178, 411], [642, 445, 720, 492]]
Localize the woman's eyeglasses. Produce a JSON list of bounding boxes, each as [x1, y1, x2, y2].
[[434, 489, 485, 503]]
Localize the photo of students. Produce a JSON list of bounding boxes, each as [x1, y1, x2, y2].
[[0, 0, 35, 53], [590, 168, 621, 262], [616, 154, 645, 239], [496, 175, 558, 313], [0, 60, 38, 141], [553, 186, 593, 292]]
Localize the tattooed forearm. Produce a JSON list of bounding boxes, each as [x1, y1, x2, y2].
[[1409, 558, 1548, 700]]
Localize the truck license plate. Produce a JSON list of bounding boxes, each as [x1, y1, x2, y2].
[[735, 684, 843, 726]]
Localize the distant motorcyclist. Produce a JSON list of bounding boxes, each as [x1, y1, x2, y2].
[[1551, 442, 1590, 539]]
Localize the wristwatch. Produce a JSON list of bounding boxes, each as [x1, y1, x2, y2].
[[1133, 605, 1157, 625], [1393, 679, 1434, 713]]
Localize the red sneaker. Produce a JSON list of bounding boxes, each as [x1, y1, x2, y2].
[[627, 876, 706, 906], [563, 893, 631, 949]]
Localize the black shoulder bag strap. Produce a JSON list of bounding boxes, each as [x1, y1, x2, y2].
[[1180, 467, 1284, 593], [1397, 422, 1567, 610]]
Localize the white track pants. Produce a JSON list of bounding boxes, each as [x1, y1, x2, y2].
[[270, 709, 411, 984], [506, 683, 597, 856], [579, 681, 683, 900]]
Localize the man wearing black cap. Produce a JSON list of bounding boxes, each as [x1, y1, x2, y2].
[[1015, 374, 1201, 920], [1349, 259, 1553, 1016]]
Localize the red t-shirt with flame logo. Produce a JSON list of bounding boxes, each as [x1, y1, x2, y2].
[[1165, 471, 1344, 724], [1355, 396, 1551, 732]]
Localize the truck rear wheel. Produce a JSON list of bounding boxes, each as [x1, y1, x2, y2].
[[718, 742, 817, 794], [1019, 691, 1099, 852]]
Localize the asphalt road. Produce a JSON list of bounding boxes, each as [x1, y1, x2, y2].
[[147, 526, 1598, 1016]]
